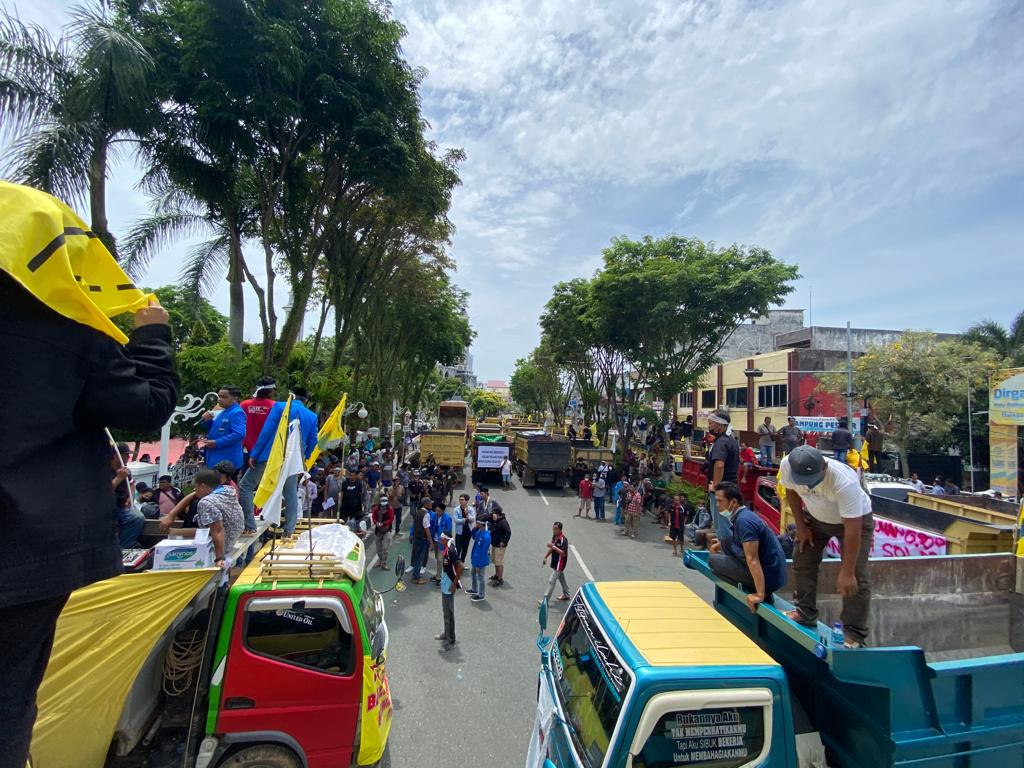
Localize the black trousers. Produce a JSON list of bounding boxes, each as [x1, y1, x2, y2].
[[0, 595, 70, 768]]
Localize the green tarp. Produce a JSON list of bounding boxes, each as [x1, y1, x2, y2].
[[473, 434, 507, 443]]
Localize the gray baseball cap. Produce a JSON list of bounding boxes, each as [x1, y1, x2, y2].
[[788, 445, 826, 487]]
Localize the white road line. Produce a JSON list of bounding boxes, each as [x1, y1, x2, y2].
[[570, 544, 595, 582], [537, 488, 550, 506], [368, 554, 379, 570]]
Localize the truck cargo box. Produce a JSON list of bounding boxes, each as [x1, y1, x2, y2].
[[437, 400, 469, 431], [417, 429, 465, 477]]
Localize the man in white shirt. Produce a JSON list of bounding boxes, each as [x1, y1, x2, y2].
[[779, 445, 873, 647], [908, 473, 925, 493]]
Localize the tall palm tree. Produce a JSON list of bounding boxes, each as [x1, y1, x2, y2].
[[0, 3, 155, 256], [964, 311, 1024, 366]]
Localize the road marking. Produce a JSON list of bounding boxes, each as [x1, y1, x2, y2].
[[537, 488, 550, 506], [570, 544, 595, 582], [368, 554, 379, 570]]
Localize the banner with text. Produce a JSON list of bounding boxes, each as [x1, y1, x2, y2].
[[990, 368, 1024, 426], [794, 416, 861, 434], [476, 444, 510, 469]]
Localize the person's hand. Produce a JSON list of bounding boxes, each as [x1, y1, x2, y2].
[[709, 540, 721, 554], [746, 594, 763, 613], [158, 514, 174, 533], [838, 570, 858, 598], [248, 457, 256, 468], [134, 298, 169, 329], [795, 525, 814, 553], [114, 466, 130, 483], [201, 412, 214, 422]]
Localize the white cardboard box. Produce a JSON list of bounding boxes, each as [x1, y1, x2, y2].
[[152, 529, 215, 570]]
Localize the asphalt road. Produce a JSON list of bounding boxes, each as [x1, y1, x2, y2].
[[379, 473, 715, 767]]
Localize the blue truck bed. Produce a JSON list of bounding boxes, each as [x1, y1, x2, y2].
[[684, 550, 1024, 767]]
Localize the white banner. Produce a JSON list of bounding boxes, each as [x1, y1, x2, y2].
[[525, 673, 556, 768], [826, 516, 947, 558], [793, 416, 862, 434], [476, 444, 510, 469]]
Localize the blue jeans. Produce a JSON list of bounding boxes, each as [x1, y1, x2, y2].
[[238, 461, 267, 531], [117, 506, 145, 548], [833, 449, 845, 461], [472, 566, 486, 597], [282, 473, 300, 535], [392, 506, 403, 534], [614, 501, 623, 526], [594, 495, 606, 519], [760, 445, 773, 466], [412, 538, 429, 580]]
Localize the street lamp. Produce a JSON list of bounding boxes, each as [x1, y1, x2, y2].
[[158, 391, 218, 479]]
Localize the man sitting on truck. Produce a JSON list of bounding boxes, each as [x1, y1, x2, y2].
[[779, 445, 874, 648], [708, 482, 787, 612], [193, 468, 244, 568]]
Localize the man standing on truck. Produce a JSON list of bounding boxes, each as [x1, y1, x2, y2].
[[756, 416, 777, 467], [199, 386, 247, 476], [865, 415, 887, 472], [778, 415, 804, 456], [540, 521, 572, 605], [708, 482, 787, 612], [779, 445, 874, 648], [193, 468, 244, 566], [240, 377, 276, 470], [704, 410, 739, 534], [830, 418, 853, 462], [0, 180, 179, 768]]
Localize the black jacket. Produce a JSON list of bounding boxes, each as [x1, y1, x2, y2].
[[0, 275, 178, 607], [490, 515, 511, 548]]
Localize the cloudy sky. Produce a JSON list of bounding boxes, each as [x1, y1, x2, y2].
[[12, 0, 1024, 382]]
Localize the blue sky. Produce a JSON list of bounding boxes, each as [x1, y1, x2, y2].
[[10, 0, 1024, 382]]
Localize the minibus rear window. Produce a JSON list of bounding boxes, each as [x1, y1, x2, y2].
[[553, 599, 631, 768], [635, 706, 766, 767]]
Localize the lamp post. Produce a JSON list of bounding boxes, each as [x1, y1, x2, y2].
[[158, 391, 218, 479], [342, 401, 368, 449]]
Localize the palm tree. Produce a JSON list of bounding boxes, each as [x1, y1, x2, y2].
[[0, 4, 155, 255], [964, 311, 1024, 366]]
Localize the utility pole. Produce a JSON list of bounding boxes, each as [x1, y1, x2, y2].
[[846, 321, 855, 434], [967, 383, 975, 492]]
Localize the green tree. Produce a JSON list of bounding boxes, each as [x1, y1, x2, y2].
[[0, 3, 155, 254], [149, 284, 228, 349], [589, 235, 798, 438], [824, 332, 1000, 476], [469, 389, 506, 418], [509, 357, 547, 416], [963, 311, 1024, 366], [437, 376, 469, 402]]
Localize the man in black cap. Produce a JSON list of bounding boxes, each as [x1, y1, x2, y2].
[[778, 445, 873, 647], [704, 409, 739, 537]]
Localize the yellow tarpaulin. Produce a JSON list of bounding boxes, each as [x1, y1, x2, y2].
[[356, 655, 393, 765], [30, 569, 217, 768]]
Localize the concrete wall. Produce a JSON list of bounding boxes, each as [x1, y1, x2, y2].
[[717, 310, 805, 361]]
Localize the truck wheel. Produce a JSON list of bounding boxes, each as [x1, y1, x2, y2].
[[220, 744, 302, 768]]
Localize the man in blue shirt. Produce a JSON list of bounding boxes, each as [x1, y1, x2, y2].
[[429, 501, 453, 583], [199, 386, 246, 474], [708, 481, 787, 612], [466, 517, 491, 602], [239, 387, 319, 535]]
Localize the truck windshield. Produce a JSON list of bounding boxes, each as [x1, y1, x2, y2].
[[553, 598, 631, 768], [359, 574, 382, 639]]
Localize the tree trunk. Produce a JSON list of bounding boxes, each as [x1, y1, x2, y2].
[[88, 141, 115, 257], [275, 271, 315, 369], [226, 225, 245, 353], [304, 294, 331, 377]]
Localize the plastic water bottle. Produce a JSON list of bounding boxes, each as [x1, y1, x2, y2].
[[831, 622, 844, 646]]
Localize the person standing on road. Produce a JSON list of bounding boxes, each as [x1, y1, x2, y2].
[[623, 485, 643, 538], [708, 482, 787, 611], [476, 487, 496, 527], [435, 532, 462, 651], [430, 501, 453, 584], [576, 474, 594, 518], [454, 493, 474, 560], [612, 477, 627, 527], [411, 499, 433, 584], [488, 504, 511, 586], [340, 470, 366, 522], [592, 474, 607, 520], [466, 518, 491, 602], [500, 455, 513, 490], [756, 416, 777, 467], [830, 419, 853, 462], [668, 494, 686, 556], [371, 497, 395, 571], [779, 445, 873, 648], [778, 416, 804, 457], [540, 521, 571, 605]]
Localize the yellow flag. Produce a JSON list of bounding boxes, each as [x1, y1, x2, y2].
[[306, 393, 347, 470], [254, 396, 293, 509], [0, 181, 152, 344]]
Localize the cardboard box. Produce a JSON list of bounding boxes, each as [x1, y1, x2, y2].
[[152, 529, 215, 570]]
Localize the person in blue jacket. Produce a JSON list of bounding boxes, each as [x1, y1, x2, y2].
[[466, 517, 491, 602], [239, 387, 319, 535], [429, 501, 452, 583], [199, 386, 246, 474]]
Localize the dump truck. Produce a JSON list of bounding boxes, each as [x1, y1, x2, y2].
[[470, 433, 514, 484], [569, 441, 613, 489], [682, 550, 1024, 767], [31, 523, 404, 768], [435, 400, 469, 431], [514, 431, 570, 488], [412, 399, 469, 479]]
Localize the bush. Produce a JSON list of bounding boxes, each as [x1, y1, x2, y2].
[[665, 480, 707, 507]]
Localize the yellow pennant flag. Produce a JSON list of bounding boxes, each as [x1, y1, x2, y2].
[[306, 393, 347, 470], [254, 395, 293, 509], [0, 181, 153, 344]]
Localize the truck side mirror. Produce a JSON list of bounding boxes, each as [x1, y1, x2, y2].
[[538, 599, 548, 633], [371, 623, 387, 664], [394, 556, 406, 579]]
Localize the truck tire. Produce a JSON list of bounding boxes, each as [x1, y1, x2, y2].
[[220, 744, 302, 768]]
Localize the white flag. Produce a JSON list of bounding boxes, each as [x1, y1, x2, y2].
[[261, 419, 305, 526]]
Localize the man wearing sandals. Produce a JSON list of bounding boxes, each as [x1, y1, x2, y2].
[[778, 445, 873, 648]]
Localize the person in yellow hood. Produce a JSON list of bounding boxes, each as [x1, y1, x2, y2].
[[0, 181, 179, 767]]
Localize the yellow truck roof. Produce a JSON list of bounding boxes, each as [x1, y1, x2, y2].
[[593, 581, 777, 668]]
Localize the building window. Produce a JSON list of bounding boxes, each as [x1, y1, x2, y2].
[[725, 387, 748, 409], [757, 384, 788, 408], [701, 390, 716, 409], [679, 391, 693, 408]]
